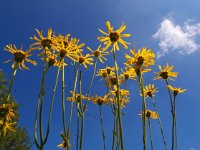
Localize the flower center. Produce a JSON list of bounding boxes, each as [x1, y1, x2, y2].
[[14, 52, 25, 63], [109, 32, 119, 42], [48, 57, 56, 67], [64, 41, 69, 48], [146, 111, 151, 118], [124, 73, 129, 80], [41, 39, 52, 49], [60, 49, 67, 58], [102, 72, 107, 78], [79, 56, 85, 64], [174, 90, 179, 96], [107, 68, 112, 75], [137, 56, 145, 65], [94, 50, 101, 57], [97, 97, 103, 105], [111, 76, 117, 85], [76, 95, 81, 103], [146, 91, 152, 98], [159, 72, 168, 79]]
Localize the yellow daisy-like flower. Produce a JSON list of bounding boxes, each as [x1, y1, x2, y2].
[[120, 69, 136, 81], [167, 85, 186, 96], [139, 110, 158, 120], [53, 36, 84, 60], [67, 91, 88, 103], [4, 44, 37, 70], [98, 21, 131, 51], [0, 120, 16, 136], [57, 139, 70, 149], [87, 45, 109, 63], [91, 95, 109, 106], [154, 63, 178, 80], [143, 84, 158, 98], [125, 48, 155, 67], [30, 28, 54, 51], [0, 102, 16, 122], [96, 66, 115, 79], [126, 65, 151, 76], [74, 53, 93, 69]]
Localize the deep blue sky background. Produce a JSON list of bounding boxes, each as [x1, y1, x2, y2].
[[1, 0, 200, 149]]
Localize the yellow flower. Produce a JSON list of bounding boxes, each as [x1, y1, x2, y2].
[[143, 84, 158, 98], [139, 110, 158, 120], [67, 91, 88, 103], [0, 102, 16, 122], [125, 48, 155, 67], [74, 53, 93, 69], [91, 95, 109, 105], [98, 21, 131, 51], [0, 120, 16, 136], [30, 28, 54, 51], [167, 85, 186, 96], [120, 69, 136, 81], [126, 65, 151, 76], [57, 139, 70, 149], [154, 63, 178, 80], [53, 36, 84, 60], [4, 44, 37, 70], [87, 45, 109, 63]]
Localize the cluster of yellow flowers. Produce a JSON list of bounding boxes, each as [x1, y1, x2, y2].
[[2, 20, 186, 150]]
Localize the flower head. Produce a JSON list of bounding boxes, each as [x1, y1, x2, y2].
[[98, 21, 131, 51], [30, 28, 54, 51], [125, 48, 155, 67], [87, 45, 109, 63], [74, 53, 93, 69], [154, 63, 178, 80], [91, 95, 109, 106], [139, 110, 158, 120], [67, 91, 88, 103], [4, 44, 37, 70], [167, 85, 186, 96], [143, 84, 158, 98]]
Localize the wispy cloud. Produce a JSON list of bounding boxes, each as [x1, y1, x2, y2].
[[153, 18, 200, 58]]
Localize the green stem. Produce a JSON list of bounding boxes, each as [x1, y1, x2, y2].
[[138, 72, 146, 150], [80, 114, 84, 150], [6, 64, 18, 102], [76, 110, 80, 150], [112, 105, 117, 150], [43, 66, 61, 144], [99, 105, 106, 150], [151, 98, 168, 150], [174, 96, 177, 150], [67, 64, 80, 139], [148, 119, 154, 150], [165, 80, 174, 150], [61, 60, 67, 137], [112, 44, 124, 150]]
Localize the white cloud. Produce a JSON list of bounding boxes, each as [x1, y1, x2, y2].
[[153, 18, 200, 58]]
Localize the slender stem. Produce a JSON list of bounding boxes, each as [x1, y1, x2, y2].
[[165, 79, 174, 150], [151, 98, 168, 150], [112, 105, 117, 150], [112, 44, 124, 150], [76, 110, 80, 150], [80, 114, 84, 150], [43, 66, 61, 144], [67, 64, 80, 139], [174, 96, 177, 150], [138, 72, 146, 150], [148, 119, 154, 150], [99, 105, 106, 150], [6, 64, 18, 102], [61, 61, 67, 137]]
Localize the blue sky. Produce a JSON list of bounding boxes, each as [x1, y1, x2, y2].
[[1, 0, 200, 150]]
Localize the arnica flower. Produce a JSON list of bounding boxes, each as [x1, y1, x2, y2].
[[96, 66, 115, 79], [120, 69, 136, 81], [98, 21, 131, 51], [30, 28, 54, 51], [139, 110, 158, 120], [143, 84, 158, 98], [74, 53, 93, 69], [91, 95, 109, 106], [43, 52, 66, 68], [125, 48, 155, 67], [67, 91, 87, 103], [87, 45, 109, 63], [154, 63, 178, 80], [0, 120, 16, 136], [53, 36, 84, 60], [167, 85, 186, 96], [4, 44, 37, 70], [126, 65, 151, 76], [0, 103, 16, 122], [57, 138, 70, 149]]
